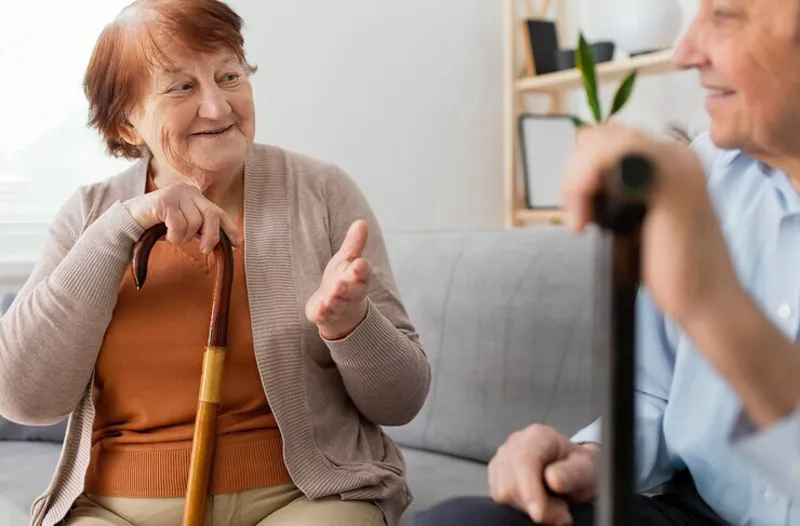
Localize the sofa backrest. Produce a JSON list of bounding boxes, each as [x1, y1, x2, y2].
[[382, 228, 601, 464], [0, 227, 603, 456], [0, 293, 13, 315]]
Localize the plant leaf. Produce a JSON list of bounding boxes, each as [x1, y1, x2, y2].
[[575, 32, 602, 123], [608, 70, 638, 118], [569, 115, 587, 127]]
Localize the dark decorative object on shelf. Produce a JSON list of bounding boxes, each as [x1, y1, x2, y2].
[[555, 41, 615, 72], [523, 19, 560, 76], [554, 49, 576, 70], [591, 41, 616, 62]]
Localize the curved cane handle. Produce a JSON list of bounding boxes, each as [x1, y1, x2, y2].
[[131, 225, 234, 346]]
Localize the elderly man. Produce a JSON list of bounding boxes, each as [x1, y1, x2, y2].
[[411, 0, 800, 525]]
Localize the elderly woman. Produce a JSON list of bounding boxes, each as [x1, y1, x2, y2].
[[0, 1, 430, 525]]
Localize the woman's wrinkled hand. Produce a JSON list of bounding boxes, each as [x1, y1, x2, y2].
[[306, 219, 373, 340], [123, 184, 241, 254]]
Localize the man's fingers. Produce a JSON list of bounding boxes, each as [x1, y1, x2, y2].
[[515, 458, 551, 522], [544, 450, 598, 502], [561, 124, 652, 232], [337, 220, 368, 261]]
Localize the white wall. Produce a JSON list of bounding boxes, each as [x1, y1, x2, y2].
[[231, 0, 505, 232], [230, 0, 707, 234]]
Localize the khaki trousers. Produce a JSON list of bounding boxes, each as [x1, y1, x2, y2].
[[63, 484, 386, 526]]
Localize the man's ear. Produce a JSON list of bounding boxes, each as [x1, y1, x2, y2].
[[118, 117, 143, 146]]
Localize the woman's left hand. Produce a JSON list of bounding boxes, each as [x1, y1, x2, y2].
[[306, 219, 373, 340]]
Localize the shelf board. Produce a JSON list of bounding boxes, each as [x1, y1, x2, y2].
[[514, 49, 676, 94], [515, 208, 565, 224]]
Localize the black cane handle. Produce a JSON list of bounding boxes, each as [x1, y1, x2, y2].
[[594, 154, 654, 235]]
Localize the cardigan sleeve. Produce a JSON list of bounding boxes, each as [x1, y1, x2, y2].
[[319, 166, 431, 426], [0, 188, 143, 424]]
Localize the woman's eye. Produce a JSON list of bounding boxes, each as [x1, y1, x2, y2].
[[169, 82, 193, 93], [222, 73, 240, 83]]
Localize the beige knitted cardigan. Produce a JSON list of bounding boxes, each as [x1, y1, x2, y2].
[[0, 144, 431, 526]]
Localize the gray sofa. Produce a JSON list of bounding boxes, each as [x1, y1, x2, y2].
[[0, 227, 600, 525]]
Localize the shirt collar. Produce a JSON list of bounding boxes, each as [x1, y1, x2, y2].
[[719, 148, 776, 177], [718, 147, 800, 214]]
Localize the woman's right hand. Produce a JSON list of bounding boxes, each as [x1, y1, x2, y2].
[[123, 184, 241, 254]]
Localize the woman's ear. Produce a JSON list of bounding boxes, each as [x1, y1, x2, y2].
[[118, 117, 143, 147]]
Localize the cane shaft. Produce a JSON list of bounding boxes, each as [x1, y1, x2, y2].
[[594, 154, 653, 526], [598, 235, 640, 526], [183, 347, 226, 526]]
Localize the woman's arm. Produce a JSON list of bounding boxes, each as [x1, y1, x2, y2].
[[319, 166, 431, 426], [0, 190, 143, 424]]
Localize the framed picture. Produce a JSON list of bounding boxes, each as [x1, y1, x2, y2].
[[517, 114, 576, 209]]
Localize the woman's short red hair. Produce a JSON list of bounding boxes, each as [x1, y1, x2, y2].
[[83, 0, 256, 159]]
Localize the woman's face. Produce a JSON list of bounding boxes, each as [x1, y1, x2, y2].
[[124, 46, 256, 187]]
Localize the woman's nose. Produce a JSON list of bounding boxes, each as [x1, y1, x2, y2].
[[197, 85, 231, 121]]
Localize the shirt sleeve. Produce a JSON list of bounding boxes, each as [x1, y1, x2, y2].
[[729, 404, 800, 501], [572, 288, 679, 492]]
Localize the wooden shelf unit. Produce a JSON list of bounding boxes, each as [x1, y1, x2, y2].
[[503, 0, 678, 227], [515, 49, 675, 94]]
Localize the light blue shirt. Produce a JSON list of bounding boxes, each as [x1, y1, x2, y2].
[[572, 133, 800, 526]]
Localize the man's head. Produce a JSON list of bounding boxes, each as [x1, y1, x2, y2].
[[675, 0, 800, 158]]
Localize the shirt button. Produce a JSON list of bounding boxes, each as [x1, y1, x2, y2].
[[763, 485, 780, 505], [777, 303, 793, 320]]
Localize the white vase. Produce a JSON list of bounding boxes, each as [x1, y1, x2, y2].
[[609, 0, 683, 56]]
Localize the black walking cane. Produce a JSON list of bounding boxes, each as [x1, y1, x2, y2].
[[593, 154, 654, 526]]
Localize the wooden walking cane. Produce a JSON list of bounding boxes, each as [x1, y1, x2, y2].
[[131, 224, 235, 526], [592, 154, 654, 526]]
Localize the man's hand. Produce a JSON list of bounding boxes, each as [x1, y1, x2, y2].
[[489, 424, 599, 525], [561, 123, 743, 328], [306, 219, 373, 340]]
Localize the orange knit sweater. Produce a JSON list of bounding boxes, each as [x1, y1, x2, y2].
[[84, 185, 291, 497]]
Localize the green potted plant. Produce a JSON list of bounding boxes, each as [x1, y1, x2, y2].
[[571, 32, 638, 127]]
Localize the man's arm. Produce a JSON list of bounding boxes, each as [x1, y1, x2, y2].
[[686, 283, 800, 499]]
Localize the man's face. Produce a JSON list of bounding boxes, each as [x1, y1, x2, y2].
[[674, 0, 800, 156]]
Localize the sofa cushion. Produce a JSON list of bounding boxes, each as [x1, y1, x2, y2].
[[0, 441, 62, 524], [399, 447, 489, 525], [383, 228, 601, 464], [0, 419, 67, 443]]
